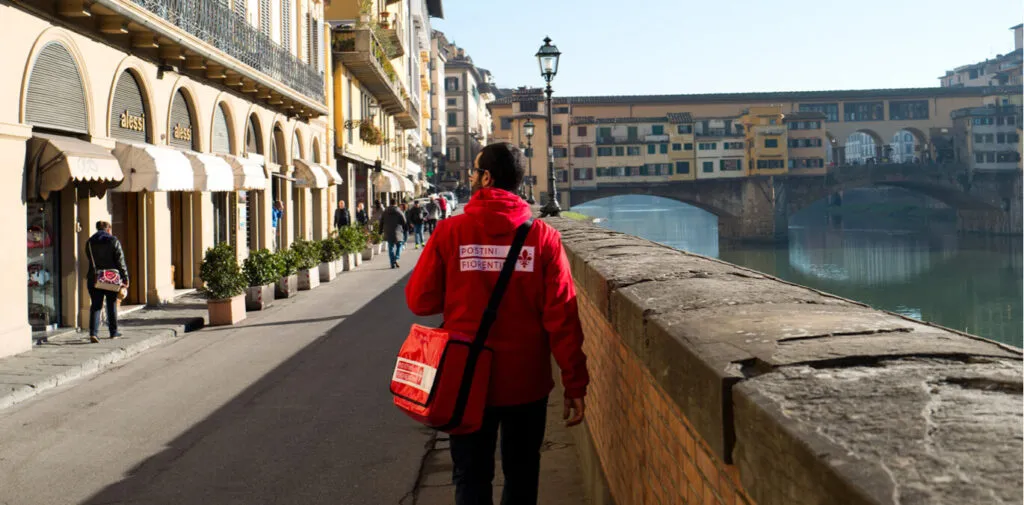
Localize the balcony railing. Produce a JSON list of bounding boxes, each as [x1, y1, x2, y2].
[[332, 27, 408, 118], [129, 0, 324, 104]]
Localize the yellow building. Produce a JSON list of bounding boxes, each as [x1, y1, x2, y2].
[[741, 106, 788, 176], [328, 0, 439, 206], [667, 112, 697, 181], [783, 111, 829, 175]]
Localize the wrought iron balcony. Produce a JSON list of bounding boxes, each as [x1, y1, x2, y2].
[[126, 0, 324, 104]]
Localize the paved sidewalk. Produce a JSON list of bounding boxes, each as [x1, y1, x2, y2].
[[0, 293, 209, 410]]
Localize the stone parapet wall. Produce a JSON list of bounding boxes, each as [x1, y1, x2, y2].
[[547, 216, 1022, 505]]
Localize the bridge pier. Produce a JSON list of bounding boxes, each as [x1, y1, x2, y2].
[[719, 178, 789, 243], [956, 172, 1023, 235]]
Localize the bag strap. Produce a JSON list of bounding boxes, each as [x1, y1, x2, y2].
[[435, 218, 534, 432], [471, 218, 534, 351], [86, 240, 96, 271]]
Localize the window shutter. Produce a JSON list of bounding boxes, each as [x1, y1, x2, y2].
[[306, 14, 313, 64], [260, 0, 270, 35], [25, 43, 88, 133], [233, 0, 246, 18], [317, 18, 325, 73], [282, 0, 291, 52]]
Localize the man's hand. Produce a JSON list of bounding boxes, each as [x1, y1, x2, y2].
[[563, 397, 585, 427]]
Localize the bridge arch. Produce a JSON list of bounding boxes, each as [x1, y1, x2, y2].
[[569, 186, 739, 219]]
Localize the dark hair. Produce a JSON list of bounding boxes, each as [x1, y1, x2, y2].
[[478, 142, 525, 192], [96, 221, 110, 231]]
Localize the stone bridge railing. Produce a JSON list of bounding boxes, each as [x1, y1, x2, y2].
[[547, 216, 1022, 505]]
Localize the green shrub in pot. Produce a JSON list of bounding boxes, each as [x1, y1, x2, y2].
[[337, 226, 368, 253], [199, 243, 247, 300], [242, 249, 282, 287], [320, 236, 343, 263], [291, 239, 320, 271], [278, 249, 300, 276]]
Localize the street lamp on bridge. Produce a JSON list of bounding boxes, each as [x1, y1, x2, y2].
[[536, 36, 561, 217], [524, 119, 536, 204]]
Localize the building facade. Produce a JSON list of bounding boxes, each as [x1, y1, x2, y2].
[[439, 38, 494, 191], [952, 104, 1023, 172], [940, 24, 1023, 88], [4, 0, 334, 358], [783, 111, 828, 175], [327, 0, 441, 210]]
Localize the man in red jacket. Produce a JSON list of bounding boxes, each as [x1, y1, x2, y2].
[[406, 142, 588, 505]]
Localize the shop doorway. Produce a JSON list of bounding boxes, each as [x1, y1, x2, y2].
[[110, 192, 144, 305], [27, 198, 61, 331], [169, 193, 192, 289]]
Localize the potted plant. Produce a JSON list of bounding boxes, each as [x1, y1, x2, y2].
[[319, 237, 342, 282], [242, 249, 280, 311], [292, 239, 321, 291], [276, 249, 300, 298], [338, 226, 367, 271], [359, 123, 383, 145], [199, 242, 248, 326]]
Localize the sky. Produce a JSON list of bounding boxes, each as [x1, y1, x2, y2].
[[432, 0, 1023, 97]]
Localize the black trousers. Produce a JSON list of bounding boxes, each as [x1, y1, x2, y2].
[[88, 286, 118, 337], [450, 396, 548, 505]]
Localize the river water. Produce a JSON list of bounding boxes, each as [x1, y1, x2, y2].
[[571, 193, 1023, 347]]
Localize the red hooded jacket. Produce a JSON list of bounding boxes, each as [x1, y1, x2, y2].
[[405, 188, 589, 406]]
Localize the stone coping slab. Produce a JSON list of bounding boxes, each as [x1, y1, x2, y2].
[[544, 216, 1023, 505]]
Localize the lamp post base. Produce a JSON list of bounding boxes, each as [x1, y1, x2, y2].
[[539, 198, 561, 217]]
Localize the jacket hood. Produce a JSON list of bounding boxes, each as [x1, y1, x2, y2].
[[92, 231, 115, 243], [464, 188, 532, 235]]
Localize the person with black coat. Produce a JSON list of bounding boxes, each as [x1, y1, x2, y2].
[[378, 203, 408, 268], [406, 200, 427, 249], [85, 221, 129, 343], [355, 202, 369, 228], [333, 200, 351, 230]]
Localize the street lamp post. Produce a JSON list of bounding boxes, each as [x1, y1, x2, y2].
[[536, 37, 561, 217], [524, 119, 536, 204]]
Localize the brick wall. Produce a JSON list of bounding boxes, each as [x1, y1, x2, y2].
[[577, 291, 752, 505], [548, 216, 1023, 505]]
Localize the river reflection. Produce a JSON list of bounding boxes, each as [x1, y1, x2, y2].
[[573, 194, 1023, 347]]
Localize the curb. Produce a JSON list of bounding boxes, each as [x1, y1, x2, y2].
[[0, 317, 203, 411]]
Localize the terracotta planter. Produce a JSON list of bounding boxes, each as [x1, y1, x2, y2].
[[245, 284, 275, 311], [298, 269, 320, 290], [276, 274, 299, 298], [208, 294, 246, 326], [319, 262, 338, 282]]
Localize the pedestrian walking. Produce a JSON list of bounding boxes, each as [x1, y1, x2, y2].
[[85, 221, 129, 343], [407, 200, 427, 248], [355, 202, 369, 228], [333, 200, 351, 231], [425, 197, 439, 234], [372, 200, 386, 227], [378, 202, 408, 268], [437, 193, 448, 220], [399, 202, 409, 244], [404, 142, 588, 505], [272, 200, 284, 251]]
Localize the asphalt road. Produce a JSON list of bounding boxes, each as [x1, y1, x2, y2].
[[0, 247, 439, 505]]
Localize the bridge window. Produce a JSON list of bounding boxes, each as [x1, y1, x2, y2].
[[724, 142, 744, 149], [996, 151, 1020, 162], [555, 107, 570, 114], [720, 159, 742, 171], [684, 143, 693, 150], [647, 144, 656, 154], [844, 101, 884, 122], [573, 168, 593, 180], [574, 145, 592, 158], [675, 161, 690, 174], [519, 101, 539, 113], [552, 125, 562, 136], [598, 147, 613, 156], [756, 159, 785, 169], [553, 147, 567, 158], [698, 142, 717, 150], [658, 143, 667, 154], [799, 103, 839, 122], [997, 133, 1006, 143], [652, 125, 664, 135], [1010, 133, 1020, 143], [677, 124, 693, 134], [500, 117, 512, 130], [972, 117, 995, 126], [576, 126, 588, 136], [889, 100, 929, 120], [627, 146, 641, 156], [975, 153, 984, 163], [702, 161, 713, 172], [673, 143, 682, 151], [764, 139, 779, 148], [556, 170, 568, 182]]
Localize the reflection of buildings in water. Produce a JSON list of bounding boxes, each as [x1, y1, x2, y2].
[[574, 195, 719, 257], [787, 228, 958, 286]]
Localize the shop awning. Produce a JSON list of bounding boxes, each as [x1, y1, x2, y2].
[[319, 163, 344, 185], [112, 142, 194, 192], [221, 154, 268, 190], [183, 152, 234, 192], [374, 171, 402, 193], [405, 160, 422, 176], [292, 159, 328, 188], [27, 134, 123, 199]]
